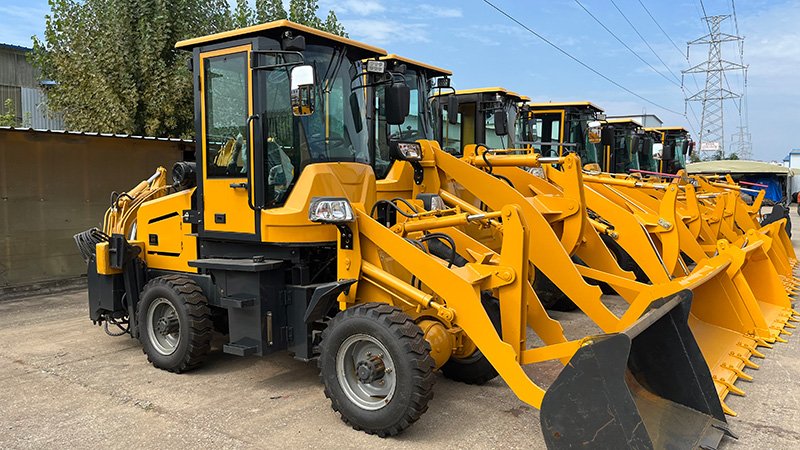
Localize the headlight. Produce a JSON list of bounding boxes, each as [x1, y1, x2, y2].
[[390, 141, 423, 161], [308, 197, 355, 223], [416, 194, 446, 211], [526, 166, 546, 180], [366, 60, 386, 74]]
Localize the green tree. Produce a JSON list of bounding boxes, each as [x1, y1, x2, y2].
[[254, 0, 347, 37], [255, 0, 287, 22], [0, 99, 17, 126], [31, 0, 233, 138], [233, 0, 254, 29], [31, 0, 346, 138]]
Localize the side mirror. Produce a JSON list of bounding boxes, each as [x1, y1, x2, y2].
[[494, 110, 508, 136], [662, 143, 675, 161], [630, 135, 641, 153], [447, 96, 459, 125], [290, 65, 315, 116], [385, 82, 410, 125], [349, 92, 363, 133], [601, 125, 615, 147]]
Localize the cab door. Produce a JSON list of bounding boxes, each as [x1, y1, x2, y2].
[[198, 45, 257, 238]]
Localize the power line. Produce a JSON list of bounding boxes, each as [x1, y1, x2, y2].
[[574, 0, 680, 87], [482, 0, 685, 116], [608, 0, 682, 85], [636, 0, 685, 58], [590, 0, 699, 133]]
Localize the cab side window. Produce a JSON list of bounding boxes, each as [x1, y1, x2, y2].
[[204, 53, 249, 178]]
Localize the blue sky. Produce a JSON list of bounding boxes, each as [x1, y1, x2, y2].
[[3, 0, 798, 162]]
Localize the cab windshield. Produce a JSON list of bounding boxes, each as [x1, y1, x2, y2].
[[256, 45, 370, 206], [613, 132, 639, 172], [374, 68, 432, 179], [567, 114, 599, 164], [674, 135, 687, 169]]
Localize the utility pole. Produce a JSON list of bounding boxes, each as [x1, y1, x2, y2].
[[682, 15, 747, 160]]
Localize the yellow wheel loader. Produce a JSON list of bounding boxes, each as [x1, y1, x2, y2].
[[363, 55, 745, 446], [423, 88, 799, 415], [73, 21, 738, 447]]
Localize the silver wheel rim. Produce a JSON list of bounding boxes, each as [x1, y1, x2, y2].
[[336, 333, 396, 411], [147, 298, 181, 356]]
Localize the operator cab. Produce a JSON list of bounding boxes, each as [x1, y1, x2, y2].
[[653, 127, 694, 174], [638, 128, 663, 172], [602, 118, 644, 173], [176, 20, 393, 244], [369, 55, 452, 179], [431, 88, 528, 155], [525, 101, 605, 165]]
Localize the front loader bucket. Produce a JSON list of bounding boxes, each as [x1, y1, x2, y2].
[[541, 290, 734, 449]]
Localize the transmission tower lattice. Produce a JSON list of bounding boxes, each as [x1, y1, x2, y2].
[[730, 126, 752, 160], [682, 15, 747, 160]]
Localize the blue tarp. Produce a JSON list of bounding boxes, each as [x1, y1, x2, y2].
[[743, 175, 783, 202]]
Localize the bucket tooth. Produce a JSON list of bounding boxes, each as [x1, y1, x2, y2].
[[721, 363, 754, 381], [737, 342, 765, 358], [729, 352, 759, 369], [753, 337, 774, 348], [774, 335, 789, 343], [783, 323, 796, 329], [789, 317, 799, 322], [712, 423, 738, 439], [720, 399, 738, 417], [714, 377, 745, 396], [771, 325, 792, 336]]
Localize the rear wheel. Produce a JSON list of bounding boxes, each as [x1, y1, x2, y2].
[[318, 303, 435, 437], [137, 276, 212, 373]]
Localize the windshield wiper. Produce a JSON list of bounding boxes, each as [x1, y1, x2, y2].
[[322, 46, 347, 94]]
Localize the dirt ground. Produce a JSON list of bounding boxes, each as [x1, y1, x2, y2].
[[2, 220, 799, 449]]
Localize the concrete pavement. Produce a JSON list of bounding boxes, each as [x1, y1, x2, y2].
[[2, 222, 800, 449]]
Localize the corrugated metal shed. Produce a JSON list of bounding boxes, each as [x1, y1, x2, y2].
[[20, 87, 65, 130], [0, 43, 38, 88]]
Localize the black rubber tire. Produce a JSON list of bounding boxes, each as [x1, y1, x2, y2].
[[440, 292, 501, 385], [599, 233, 649, 283], [318, 303, 436, 437], [532, 265, 579, 312], [137, 275, 212, 373]]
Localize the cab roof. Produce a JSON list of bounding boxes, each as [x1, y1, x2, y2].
[[450, 87, 528, 103], [380, 54, 451, 77], [654, 126, 689, 133], [607, 118, 643, 127], [175, 20, 386, 59], [527, 101, 604, 112]]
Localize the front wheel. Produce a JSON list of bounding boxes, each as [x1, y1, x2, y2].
[[137, 276, 212, 373], [318, 303, 435, 437]]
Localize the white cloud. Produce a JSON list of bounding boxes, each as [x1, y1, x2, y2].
[[342, 19, 430, 45], [321, 0, 385, 16], [418, 5, 462, 18]]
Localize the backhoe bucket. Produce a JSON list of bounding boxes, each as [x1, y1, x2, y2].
[[541, 290, 733, 449]]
